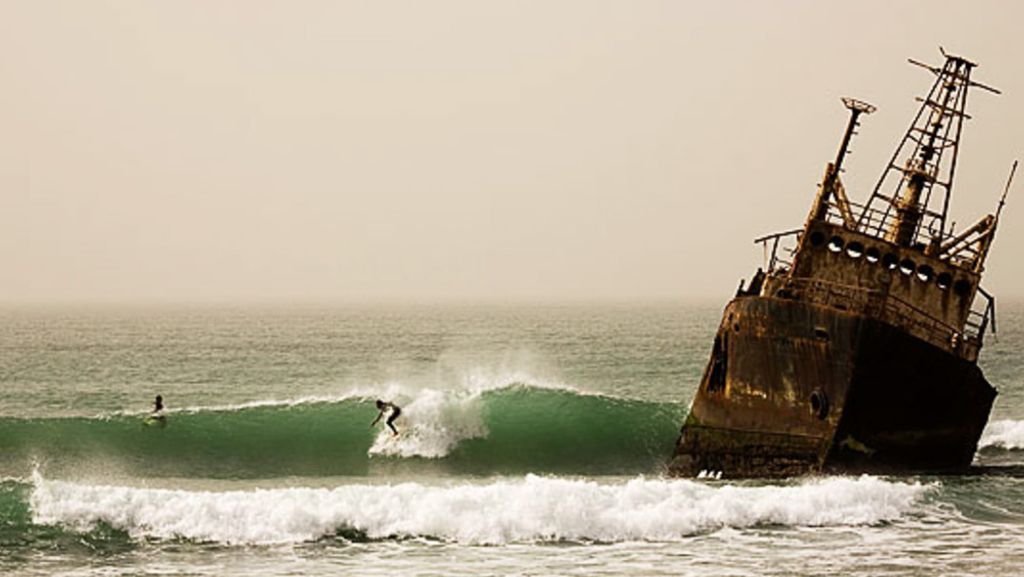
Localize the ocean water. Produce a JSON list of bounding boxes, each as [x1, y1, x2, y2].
[[1, 302, 1022, 576]]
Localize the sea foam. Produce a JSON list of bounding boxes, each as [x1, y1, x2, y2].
[[29, 474, 927, 545], [980, 419, 1024, 450]]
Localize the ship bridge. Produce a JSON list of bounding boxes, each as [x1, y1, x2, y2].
[[749, 51, 1012, 362]]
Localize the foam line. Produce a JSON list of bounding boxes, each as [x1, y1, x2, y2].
[[29, 474, 928, 545]]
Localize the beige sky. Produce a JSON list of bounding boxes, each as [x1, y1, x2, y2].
[[1, 0, 1022, 303]]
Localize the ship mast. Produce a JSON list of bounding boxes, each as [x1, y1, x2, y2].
[[857, 49, 1000, 252], [812, 97, 876, 225]]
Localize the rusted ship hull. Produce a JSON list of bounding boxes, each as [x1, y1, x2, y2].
[[669, 296, 997, 478]]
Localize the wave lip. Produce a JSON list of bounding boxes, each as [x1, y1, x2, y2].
[[980, 420, 1024, 451], [28, 474, 928, 545]]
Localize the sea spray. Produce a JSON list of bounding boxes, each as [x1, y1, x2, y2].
[[27, 474, 928, 545], [368, 387, 488, 458]]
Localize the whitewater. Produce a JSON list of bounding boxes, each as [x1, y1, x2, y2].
[[26, 474, 926, 545], [2, 303, 1023, 576]]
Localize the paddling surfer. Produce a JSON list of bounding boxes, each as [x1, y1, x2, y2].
[[371, 399, 402, 435]]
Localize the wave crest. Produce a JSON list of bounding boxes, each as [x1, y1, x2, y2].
[[0, 384, 685, 478]]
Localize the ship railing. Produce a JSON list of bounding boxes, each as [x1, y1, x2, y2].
[[965, 311, 986, 339], [947, 244, 982, 270], [822, 198, 952, 250], [964, 288, 995, 343], [754, 229, 802, 273], [778, 277, 979, 355], [822, 199, 902, 240], [878, 290, 971, 345]]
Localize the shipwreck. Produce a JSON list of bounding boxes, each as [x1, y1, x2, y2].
[[671, 51, 1015, 477]]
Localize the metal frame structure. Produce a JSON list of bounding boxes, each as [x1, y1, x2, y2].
[[857, 50, 1000, 248]]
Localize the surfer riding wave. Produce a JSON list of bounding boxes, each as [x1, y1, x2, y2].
[[371, 399, 402, 435]]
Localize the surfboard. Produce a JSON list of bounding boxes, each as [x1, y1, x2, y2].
[[143, 415, 167, 428]]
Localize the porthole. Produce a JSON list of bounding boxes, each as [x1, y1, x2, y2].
[[899, 259, 915, 276], [809, 231, 826, 247], [916, 265, 934, 283], [882, 253, 899, 270], [865, 247, 881, 264], [954, 279, 972, 297], [846, 242, 864, 259], [936, 273, 953, 290], [828, 236, 845, 253]]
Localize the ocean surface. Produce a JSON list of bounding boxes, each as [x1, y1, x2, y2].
[[1, 302, 1022, 576]]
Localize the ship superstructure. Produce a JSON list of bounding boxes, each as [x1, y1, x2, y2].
[[670, 51, 1013, 477]]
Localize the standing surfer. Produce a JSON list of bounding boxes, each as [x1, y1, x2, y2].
[[371, 399, 402, 435]]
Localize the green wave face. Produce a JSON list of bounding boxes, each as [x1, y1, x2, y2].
[[0, 387, 686, 479], [448, 388, 685, 474], [0, 480, 31, 542]]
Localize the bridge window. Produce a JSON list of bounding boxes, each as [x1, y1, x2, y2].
[[916, 264, 934, 283], [936, 272, 953, 290], [882, 253, 899, 270], [828, 236, 844, 253], [865, 247, 881, 263], [846, 242, 864, 259], [954, 279, 972, 297], [809, 231, 825, 246], [899, 259, 915, 276]]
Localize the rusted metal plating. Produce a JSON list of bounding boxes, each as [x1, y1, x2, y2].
[[672, 51, 1012, 478]]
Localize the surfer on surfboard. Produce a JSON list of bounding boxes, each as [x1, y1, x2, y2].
[[145, 394, 167, 426], [370, 399, 402, 436]]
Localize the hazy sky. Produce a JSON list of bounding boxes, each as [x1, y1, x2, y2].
[[2, 1, 1022, 303]]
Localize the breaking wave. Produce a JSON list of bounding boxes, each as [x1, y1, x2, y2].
[[979, 419, 1024, 451], [21, 474, 928, 545], [0, 385, 685, 479]]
